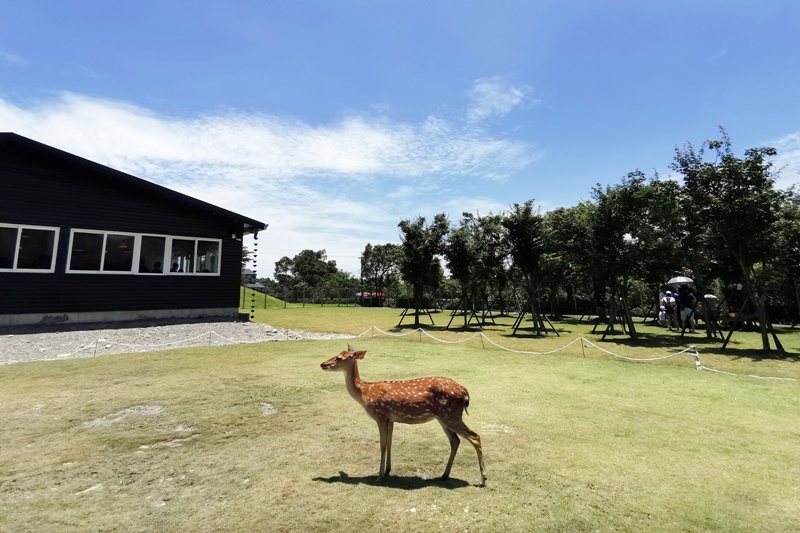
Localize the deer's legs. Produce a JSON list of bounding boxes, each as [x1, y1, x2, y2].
[[385, 421, 394, 476], [377, 419, 392, 482], [442, 419, 487, 487], [438, 420, 460, 480]]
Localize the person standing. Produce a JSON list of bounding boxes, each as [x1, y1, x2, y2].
[[661, 291, 678, 331], [676, 285, 697, 333]]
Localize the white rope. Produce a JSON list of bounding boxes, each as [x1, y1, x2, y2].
[[99, 331, 213, 349], [478, 334, 583, 355], [697, 364, 798, 381], [420, 329, 484, 345], [579, 337, 697, 362], [746, 374, 798, 381], [12, 323, 794, 382], [356, 326, 796, 381], [698, 365, 737, 376], [359, 326, 695, 360], [367, 326, 421, 338], [45, 328, 304, 360]]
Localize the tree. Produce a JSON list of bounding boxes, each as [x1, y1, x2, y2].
[[322, 270, 360, 306], [360, 243, 402, 305], [543, 203, 596, 315], [443, 214, 480, 326], [589, 171, 664, 339], [632, 179, 685, 289], [273, 249, 339, 302], [241, 246, 253, 269], [672, 129, 785, 352], [540, 210, 573, 318], [472, 213, 510, 316], [775, 190, 800, 323], [273, 255, 294, 290], [397, 214, 449, 326], [502, 200, 552, 334]]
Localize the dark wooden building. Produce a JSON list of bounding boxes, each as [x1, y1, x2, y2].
[[0, 133, 267, 326]]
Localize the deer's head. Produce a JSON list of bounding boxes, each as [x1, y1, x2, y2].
[[321, 345, 366, 371]]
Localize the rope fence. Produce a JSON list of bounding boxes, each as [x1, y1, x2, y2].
[[354, 325, 797, 382], [12, 328, 312, 362], [5, 324, 795, 382]]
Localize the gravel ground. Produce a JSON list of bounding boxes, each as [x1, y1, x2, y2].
[[0, 318, 354, 365]]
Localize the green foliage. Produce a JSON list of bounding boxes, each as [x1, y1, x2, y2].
[[397, 214, 449, 323], [502, 200, 544, 290], [443, 214, 480, 297], [775, 190, 800, 285], [543, 202, 596, 301], [272, 249, 350, 303], [672, 128, 786, 350], [360, 243, 402, 299], [673, 129, 782, 273], [241, 245, 252, 268]]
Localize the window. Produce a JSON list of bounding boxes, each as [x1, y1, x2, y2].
[[104, 234, 135, 272], [170, 239, 195, 273], [0, 224, 59, 272], [196, 240, 220, 274], [139, 236, 166, 273], [68, 232, 104, 271], [68, 231, 137, 273], [66, 229, 221, 275]]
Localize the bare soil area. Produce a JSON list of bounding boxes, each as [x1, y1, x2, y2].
[[0, 318, 352, 365]]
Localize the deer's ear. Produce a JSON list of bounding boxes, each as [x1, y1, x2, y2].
[[354, 350, 367, 360]]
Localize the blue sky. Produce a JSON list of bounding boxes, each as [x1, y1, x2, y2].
[[2, 1, 799, 277]]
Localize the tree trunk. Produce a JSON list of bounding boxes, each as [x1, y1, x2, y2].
[[740, 263, 784, 353], [794, 279, 800, 325], [413, 289, 421, 327], [619, 280, 637, 339]]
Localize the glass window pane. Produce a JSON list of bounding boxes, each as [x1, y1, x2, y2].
[[17, 228, 56, 270], [170, 239, 195, 273], [196, 240, 220, 273], [70, 232, 103, 271], [103, 234, 135, 272], [139, 236, 166, 273], [0, 227, 18, 269]]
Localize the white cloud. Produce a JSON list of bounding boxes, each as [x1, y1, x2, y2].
[[707, 48, 727, 62], [466, 76, 534, 123], [0, 92, 535, 182], [0, 49, 27, 67], [0, 91, 538, 276], [770, 132, 800, 191]]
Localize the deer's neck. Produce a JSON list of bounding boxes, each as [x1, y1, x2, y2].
[[343, 361, 366, 406]]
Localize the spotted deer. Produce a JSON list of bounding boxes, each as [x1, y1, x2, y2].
[[320, 345, 487, 486]]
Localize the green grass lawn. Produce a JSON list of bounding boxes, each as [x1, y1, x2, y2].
[[1, 307, 798, 532]]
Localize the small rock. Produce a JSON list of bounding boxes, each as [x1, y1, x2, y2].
[[260, 403, 278, 415]]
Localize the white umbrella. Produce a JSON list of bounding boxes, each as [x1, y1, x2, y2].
[[667, 276, 694, 285]]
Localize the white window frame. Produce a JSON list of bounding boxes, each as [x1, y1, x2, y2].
[[65, 229, 221, 276], [66, 229, 138, 274], [0, 223, 60, 273]]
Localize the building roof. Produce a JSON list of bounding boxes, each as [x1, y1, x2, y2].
[[0, 132, 267, 235]]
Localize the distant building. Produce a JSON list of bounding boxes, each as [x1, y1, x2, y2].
[[0, 133, 267, 326]]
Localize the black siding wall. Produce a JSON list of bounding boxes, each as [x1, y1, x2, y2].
[[0, 143, 247, 316]]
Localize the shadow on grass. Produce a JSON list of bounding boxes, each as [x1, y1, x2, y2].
[[313, 471, 472, 490], [597, 329, 800, 362], [383, 312, 798, 362]]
